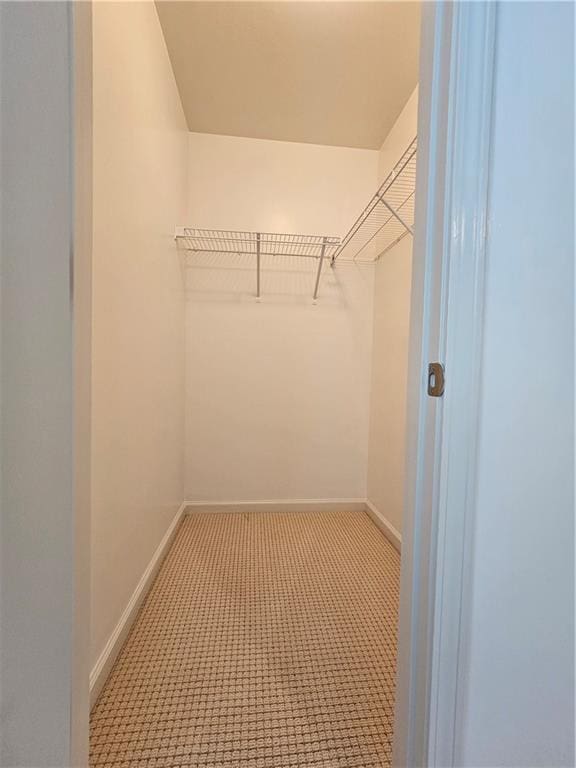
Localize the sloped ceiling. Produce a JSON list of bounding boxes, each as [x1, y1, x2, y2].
[[156, 1, 420, 149]]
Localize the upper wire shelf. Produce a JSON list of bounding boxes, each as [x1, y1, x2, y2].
[[331, 136, 417, 265], [175, 138, 416, 296], [175, 228, 340, 299]]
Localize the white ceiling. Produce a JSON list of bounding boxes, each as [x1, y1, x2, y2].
[[156, 1, 420, 150]]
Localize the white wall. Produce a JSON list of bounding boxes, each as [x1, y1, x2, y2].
[[91, 1, 187, 670], [458, 3, 574, 765], [367, 87, 418, 533], [187, 132, 379, 235], [377, 87, 419, 183], [185, 133, 378, 502]]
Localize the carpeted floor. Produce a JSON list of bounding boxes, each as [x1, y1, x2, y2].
[[90, 510, 400, 767]]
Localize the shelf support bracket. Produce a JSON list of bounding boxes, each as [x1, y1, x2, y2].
[[256, 232, 261, 298], [377, 197, 414, 236], [313, 237, 328, 300]]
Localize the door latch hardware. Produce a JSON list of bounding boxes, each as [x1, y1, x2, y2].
[[427, 362, 445, 397]]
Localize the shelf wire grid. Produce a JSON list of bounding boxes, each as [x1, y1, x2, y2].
[[332, 137, 417, 264], [175, 228, 340, 299], [176, 229, 340, 260]]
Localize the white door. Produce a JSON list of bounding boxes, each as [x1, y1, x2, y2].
[[0, 2, 92, 765], [396, 2, 574, 766]]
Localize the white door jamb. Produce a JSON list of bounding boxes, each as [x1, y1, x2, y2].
[[394, 3, 497, 765]]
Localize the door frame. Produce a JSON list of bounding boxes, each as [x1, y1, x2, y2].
[[394, 2, 497, 766]]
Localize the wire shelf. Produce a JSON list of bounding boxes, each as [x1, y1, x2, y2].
[[331, 137, 417, 264], [175, 228, 340, 299], [175, 138, 416, 296]]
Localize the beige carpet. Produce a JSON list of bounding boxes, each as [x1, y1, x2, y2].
[[90, 510, 400, 767]]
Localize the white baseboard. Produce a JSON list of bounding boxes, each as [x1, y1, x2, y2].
[[184, 498, 367, 514], [89, 501, 187, 709], [364, 500, 402, 553]]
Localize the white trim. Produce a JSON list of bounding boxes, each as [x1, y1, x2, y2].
[[394, 3, 496, 766], [427, 5, 496, 765], [184, 498, 366, 514], [89, 502, 187, 709], [364, 500, 402, 553], [394, 5, 456, 762]]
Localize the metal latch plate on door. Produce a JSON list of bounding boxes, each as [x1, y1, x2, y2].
[[427, 362, 445, 397]]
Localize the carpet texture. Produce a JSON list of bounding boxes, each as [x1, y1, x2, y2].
[[90, 510, 400, 767]]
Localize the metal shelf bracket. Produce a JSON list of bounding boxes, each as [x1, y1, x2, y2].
[[331, 136, 417, 265]]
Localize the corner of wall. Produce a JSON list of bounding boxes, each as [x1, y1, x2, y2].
[[366, 85, 419, 535]]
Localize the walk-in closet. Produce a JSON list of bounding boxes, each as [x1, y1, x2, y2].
[[3, 2, 574, 766], [89, 2, 420, 765]]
